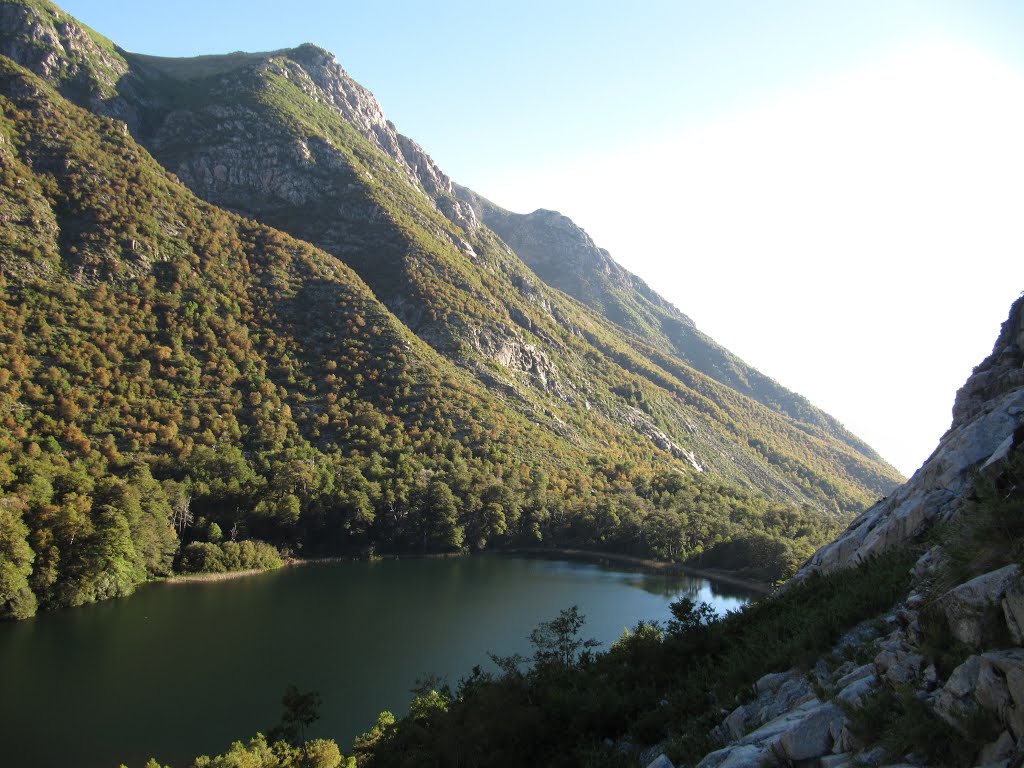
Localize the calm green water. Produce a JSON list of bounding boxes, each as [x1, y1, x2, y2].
[[0, 554, 753, 768]]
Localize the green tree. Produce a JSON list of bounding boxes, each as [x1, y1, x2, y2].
[[529, 605, 600, 669], [416, 479, 463, 552], [270, 685, 322, 767], [207, 521, 223, 543], [0, 505, 37, 619]]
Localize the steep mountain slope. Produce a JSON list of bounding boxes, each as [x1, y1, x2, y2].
[[0, 0, 901, 514], [0, 55, 588, 614], [0, 1, 909, 620], [457, 188, 883, 461]]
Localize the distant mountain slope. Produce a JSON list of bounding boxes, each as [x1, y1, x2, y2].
[[457, 188, 882, 461]]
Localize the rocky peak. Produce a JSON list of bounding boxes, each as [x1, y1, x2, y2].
[[268, 43, 476, 231], [456, 188, 657, 309], [952, 293, 1024, 427]]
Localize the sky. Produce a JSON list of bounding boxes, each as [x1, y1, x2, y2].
[[56, 0, 1024, 476]]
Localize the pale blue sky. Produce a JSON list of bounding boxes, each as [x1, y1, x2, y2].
[[55, 1, 1024, 475]]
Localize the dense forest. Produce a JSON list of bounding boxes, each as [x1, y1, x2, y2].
[[2, 0, 903, 506]]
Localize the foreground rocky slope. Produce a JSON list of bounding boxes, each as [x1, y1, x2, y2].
[[663, 294, 1024, 768], [795, 294, 1024, 580], [0, 0, 902, 518]]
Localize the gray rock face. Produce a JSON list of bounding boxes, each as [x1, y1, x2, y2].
[[697, 658, 899, 768], [698, 698, 846, 768], [643, 755, 675, 768], [932, 565, 1021, 649], [263, 45, 477, 232], [952, 295, 1024, 426], [0, 1, 140, 126], [795, 296, 1024, 581], [469, 327, 567, 397], [795, 392, 1024, 582], [716, 670, 815, 742], [979, 730, 1016, 765], [935, 650, 1024, 740], [622, 407, 703, 470], [1003, 581, 1024, 646]]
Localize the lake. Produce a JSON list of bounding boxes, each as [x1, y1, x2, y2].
[[0, 554, 755, 767]]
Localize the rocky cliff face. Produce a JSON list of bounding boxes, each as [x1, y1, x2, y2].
[[953, 295, 1024, 426], [794, 294, 1024, 581], [239, 43, 478, 232], [0, 0, 140, 124]]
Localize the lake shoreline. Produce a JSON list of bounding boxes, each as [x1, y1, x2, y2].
[[162, 548, 771, 594], [162, 551, 465, 584], [3, 547, 753, 768], [163, 567, 278, 584], [499, 547, 773, 594]]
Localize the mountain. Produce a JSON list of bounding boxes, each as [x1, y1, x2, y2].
[[0, 0, 902, 620]]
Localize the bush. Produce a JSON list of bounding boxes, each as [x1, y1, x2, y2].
[[177, 540, 282, 574]]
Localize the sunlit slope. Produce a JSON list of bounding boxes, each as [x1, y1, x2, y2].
[[458, 188, 885, 463], [102, 42, 899, 510]]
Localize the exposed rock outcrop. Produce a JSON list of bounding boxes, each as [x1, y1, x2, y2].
[[953, 296, 1024, 426], [694, 564, 1024, 768], [933, 650, 1024, 740], [622, 407, 704, 470], [933, 565, 1021, 649], [794, 295, 1024, 581], [265, 45, 477, 232]]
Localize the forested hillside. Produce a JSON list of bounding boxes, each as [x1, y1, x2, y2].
[[0, 0, 903, 622], [163, 302, 1024, 768]]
